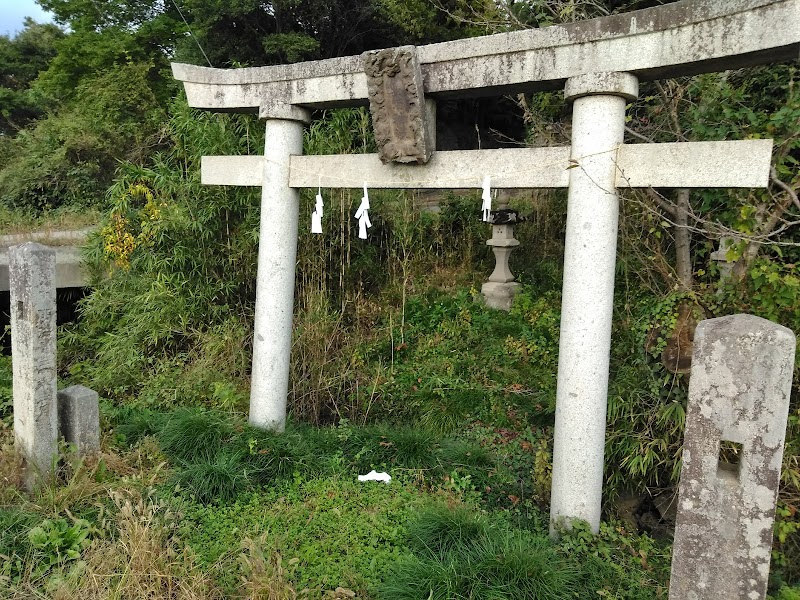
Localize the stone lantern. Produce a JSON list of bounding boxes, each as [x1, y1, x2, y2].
[[481, 191, 522, 311]]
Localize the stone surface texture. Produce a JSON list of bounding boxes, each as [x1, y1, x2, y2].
[[364, 46, 432, 164], [614, 140, 772, 189], [10, 243, 57, 488], [564, 72, 639, 101], [172, 0, 799, 108], [201, 140, 771, 190], [57, 385, 100, 455], [669, 314, 796, 600], [550, 75, 635, 534], [481, 281, 520, 311], [258, 101, 311, 123], [249, 118, 305, 432]]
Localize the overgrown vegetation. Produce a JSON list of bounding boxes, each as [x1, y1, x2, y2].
[[0, 0, 798, 597]]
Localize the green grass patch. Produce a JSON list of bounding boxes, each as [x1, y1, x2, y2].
[[0, 204, 101, 236], [173, 451, 250, 504], [157, 407, 235, 463], [380, 505, 581, 599], [173, 474, 432, 595], [0, 508, 38, 583]]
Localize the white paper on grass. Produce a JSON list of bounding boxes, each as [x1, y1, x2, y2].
[[354, 183, 372, 240], [481, 175, 492, 222], [358, 470, 391, 483]]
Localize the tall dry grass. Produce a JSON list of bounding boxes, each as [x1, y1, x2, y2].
[[49, 489, 223, 600]]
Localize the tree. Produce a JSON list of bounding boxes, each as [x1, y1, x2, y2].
[[0, 19, 64, 134]]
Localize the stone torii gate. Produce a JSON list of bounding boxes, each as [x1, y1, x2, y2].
[[173, 0, 800, 533]]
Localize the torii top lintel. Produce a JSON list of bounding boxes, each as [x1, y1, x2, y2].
[[172, 0, 800, 112]]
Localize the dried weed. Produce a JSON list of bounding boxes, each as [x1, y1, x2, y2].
[[51, 488, 223, 599]]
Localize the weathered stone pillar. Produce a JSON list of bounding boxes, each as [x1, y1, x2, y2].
[[550, 72, 638, 534], [250, 107, 310, 432], [482, 191, 520, 311], [669, 314, 796, 600], [10, 242, 58, 489]]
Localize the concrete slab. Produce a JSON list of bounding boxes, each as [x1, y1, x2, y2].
[[0, 246, 86, 292]]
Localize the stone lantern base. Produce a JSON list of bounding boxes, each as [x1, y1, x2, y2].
[[481, 281, 520, 311]]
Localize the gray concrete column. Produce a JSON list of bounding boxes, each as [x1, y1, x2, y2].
[[250, 112, 309, 432], [550, 72, 638, 534], [10, 242, 58, 489]]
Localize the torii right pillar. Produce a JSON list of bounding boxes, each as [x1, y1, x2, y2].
[[550, 73, 638, 535]]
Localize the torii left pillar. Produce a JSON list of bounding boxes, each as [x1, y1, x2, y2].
[[250, 105, 311, 432]]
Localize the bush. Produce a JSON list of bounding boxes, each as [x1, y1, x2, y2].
[[0, 62, 165, 211]]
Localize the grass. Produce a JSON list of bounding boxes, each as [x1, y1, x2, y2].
[[173, 475, 436, 595], [173, 451, 249, 504], [0, 397, 678, 599], [379, 505, 582, 599], [48, 489, 224, 599], [157, 407, 235, 463], [0, 372, 675, 597]]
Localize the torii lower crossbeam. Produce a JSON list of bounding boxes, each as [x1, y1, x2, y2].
[[202, 140, 772, 190]]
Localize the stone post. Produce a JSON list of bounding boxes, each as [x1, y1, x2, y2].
[[10, 242, 58, 489], [58, 385, 100, 456], [710, 236, 737, 282], [482, 191, 520, 311], [550, 72, 638, 534], [249, 108, 310, 432], [669, 315, 796, 600]]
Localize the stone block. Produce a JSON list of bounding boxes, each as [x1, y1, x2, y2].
[[669, 314, 796, 600], [363, 46, 433, 164], [58, 385, 100, 456], [481, 281, 520, 312], [10, 242, 57, 489]]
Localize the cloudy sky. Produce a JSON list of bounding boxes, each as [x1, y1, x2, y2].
[[1, 0, 54, 36]]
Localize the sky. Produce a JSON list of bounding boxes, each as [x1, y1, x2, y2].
[[0, 0, 55, 36]]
